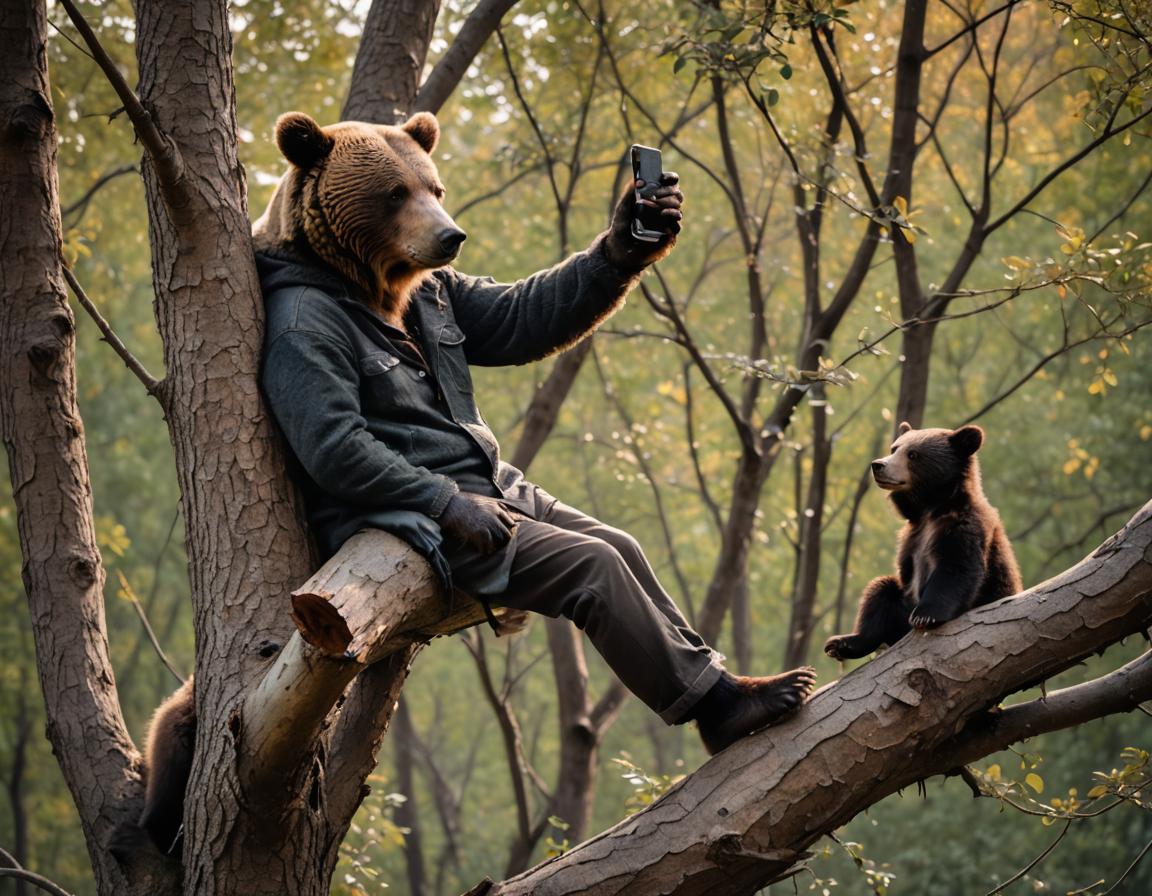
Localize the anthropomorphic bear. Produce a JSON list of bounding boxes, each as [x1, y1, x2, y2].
[[824, 422, 1022, 661], [126, 111, 818, 855]]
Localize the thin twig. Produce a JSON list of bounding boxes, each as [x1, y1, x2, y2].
[[0, 868, 76, 896], [61, 163, 138, 225], [118, 571, 186, 685], [56, 0, 190, 215], [1098, 834, 1152, 895], [983, 819, 1072, 896], [61, 267, 164, 402]]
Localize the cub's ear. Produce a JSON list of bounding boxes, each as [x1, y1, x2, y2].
[[950, 425, 984, 456], [401, 112, 440, 155], [276, 113, 334, 169], [897, 421, 913, 435]]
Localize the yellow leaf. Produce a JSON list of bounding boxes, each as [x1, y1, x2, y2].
[[1002, 255, 1030, 271], [1087, 785, 1110, 799], [901, 225, 917, 244], [1025, 773, 1044, 794], [987, 764, 1001, 781], [1063, 458, 1081, 475], [1140, 425, 1152, 441], [893, 195, 908, 216]]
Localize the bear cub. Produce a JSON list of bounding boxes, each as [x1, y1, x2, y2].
[[824, 422, 1022, 661]]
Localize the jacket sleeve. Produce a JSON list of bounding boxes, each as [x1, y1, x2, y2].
[[444, 234, 641, 367], [262, 327, 459, 516]]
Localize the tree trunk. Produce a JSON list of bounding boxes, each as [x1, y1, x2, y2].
[[343, 0, 441, 123], [696, 451, 765, 647], [783, 394, 831, 668], [0, 3, 165, 893], [131, 0, 327, 891], [393, 700, 427, 896], [478, 501, 1152, 895]]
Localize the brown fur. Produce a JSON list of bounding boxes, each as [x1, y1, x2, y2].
[[252, 112, 464, 326], [140, 677, 195, 854], [825, 423, 1022, 660]]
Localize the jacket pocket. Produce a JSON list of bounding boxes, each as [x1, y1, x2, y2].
[[360, 350, 425, 414], [360, 351, 400, 376]]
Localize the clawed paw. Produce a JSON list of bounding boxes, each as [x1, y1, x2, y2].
[[823, 634, 873, 660]]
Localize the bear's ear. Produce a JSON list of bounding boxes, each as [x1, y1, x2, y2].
[[897, 421, 913, 435], [276, 113, 334, 169], [949, 425, 984, 456], [401, 112, 440, 155]]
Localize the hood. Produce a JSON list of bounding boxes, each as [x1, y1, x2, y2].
[[254, 245, 352, 298]]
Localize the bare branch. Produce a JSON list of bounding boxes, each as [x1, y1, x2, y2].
[[61, 267, 164, 403], [56, 0, 191, 217], [415, 0, 520, 114], [61, 163, 138, 225]]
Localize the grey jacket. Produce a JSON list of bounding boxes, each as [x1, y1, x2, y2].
[[257, 236, 638, 579]]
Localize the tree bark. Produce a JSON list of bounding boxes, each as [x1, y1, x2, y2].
[[0, 3, 166, 893], [479, 500, 1152, 895], [343, 0, 441, 123], [131, 1, 324, 891], [414, 0, 520, 115], [393, 700, 427, 896]]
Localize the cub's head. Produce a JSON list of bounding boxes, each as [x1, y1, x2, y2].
[[871, 422, 984, 501], [254, 111, 465, 318]]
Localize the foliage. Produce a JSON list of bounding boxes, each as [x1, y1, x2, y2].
[[2, 0, 1151, 892]]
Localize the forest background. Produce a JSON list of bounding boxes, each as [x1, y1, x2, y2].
[[1, 0, 1151, 894]]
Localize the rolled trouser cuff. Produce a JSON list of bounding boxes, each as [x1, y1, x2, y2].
[[658, 655, 725, 725]]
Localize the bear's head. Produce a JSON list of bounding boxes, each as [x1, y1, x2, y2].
[[253, 111, 466, 322], [870, 422, 984, 505]]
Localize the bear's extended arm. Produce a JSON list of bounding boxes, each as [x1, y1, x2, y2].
[[263, 328, 459, 515], [444, 176, 681, 366], [440, 236, 641, 367]]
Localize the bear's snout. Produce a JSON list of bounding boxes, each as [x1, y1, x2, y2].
[[871, 460, 885, 475], [438, 227, 467, 258]]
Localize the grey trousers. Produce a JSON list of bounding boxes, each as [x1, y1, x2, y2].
[[448, 496, 724, 723]]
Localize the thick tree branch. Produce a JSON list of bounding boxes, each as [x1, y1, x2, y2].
[[414, 0, 520, 115], [343, 0, 441, 123], [480, 500, 1152, 895], [240, 530, 522, 797]]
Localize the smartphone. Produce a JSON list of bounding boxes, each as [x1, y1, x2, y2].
[[630, 144, 665, 243]]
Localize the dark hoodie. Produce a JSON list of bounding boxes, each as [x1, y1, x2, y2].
[[257, 236, 638, 589]]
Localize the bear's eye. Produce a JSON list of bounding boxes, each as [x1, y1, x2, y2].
[[907, 449, 919, 460], [386, 185, 408, 203]]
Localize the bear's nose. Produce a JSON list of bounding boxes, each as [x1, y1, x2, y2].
[[870, 461, 884, 474], [439, 228, 467, 256]]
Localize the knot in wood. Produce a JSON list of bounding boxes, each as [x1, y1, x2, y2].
[[67, 553, 100, 589], [6, 91, 53, 142]]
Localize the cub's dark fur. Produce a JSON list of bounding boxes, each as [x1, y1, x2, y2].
[[824, 423, 1022, 660], [109, 678, 195, 859]]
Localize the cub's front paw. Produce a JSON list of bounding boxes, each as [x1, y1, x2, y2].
[[824, 634, 872, 661]]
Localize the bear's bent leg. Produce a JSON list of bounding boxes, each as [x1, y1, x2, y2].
[[489, 516, 724, 723], [824, 575, 910, 660]]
